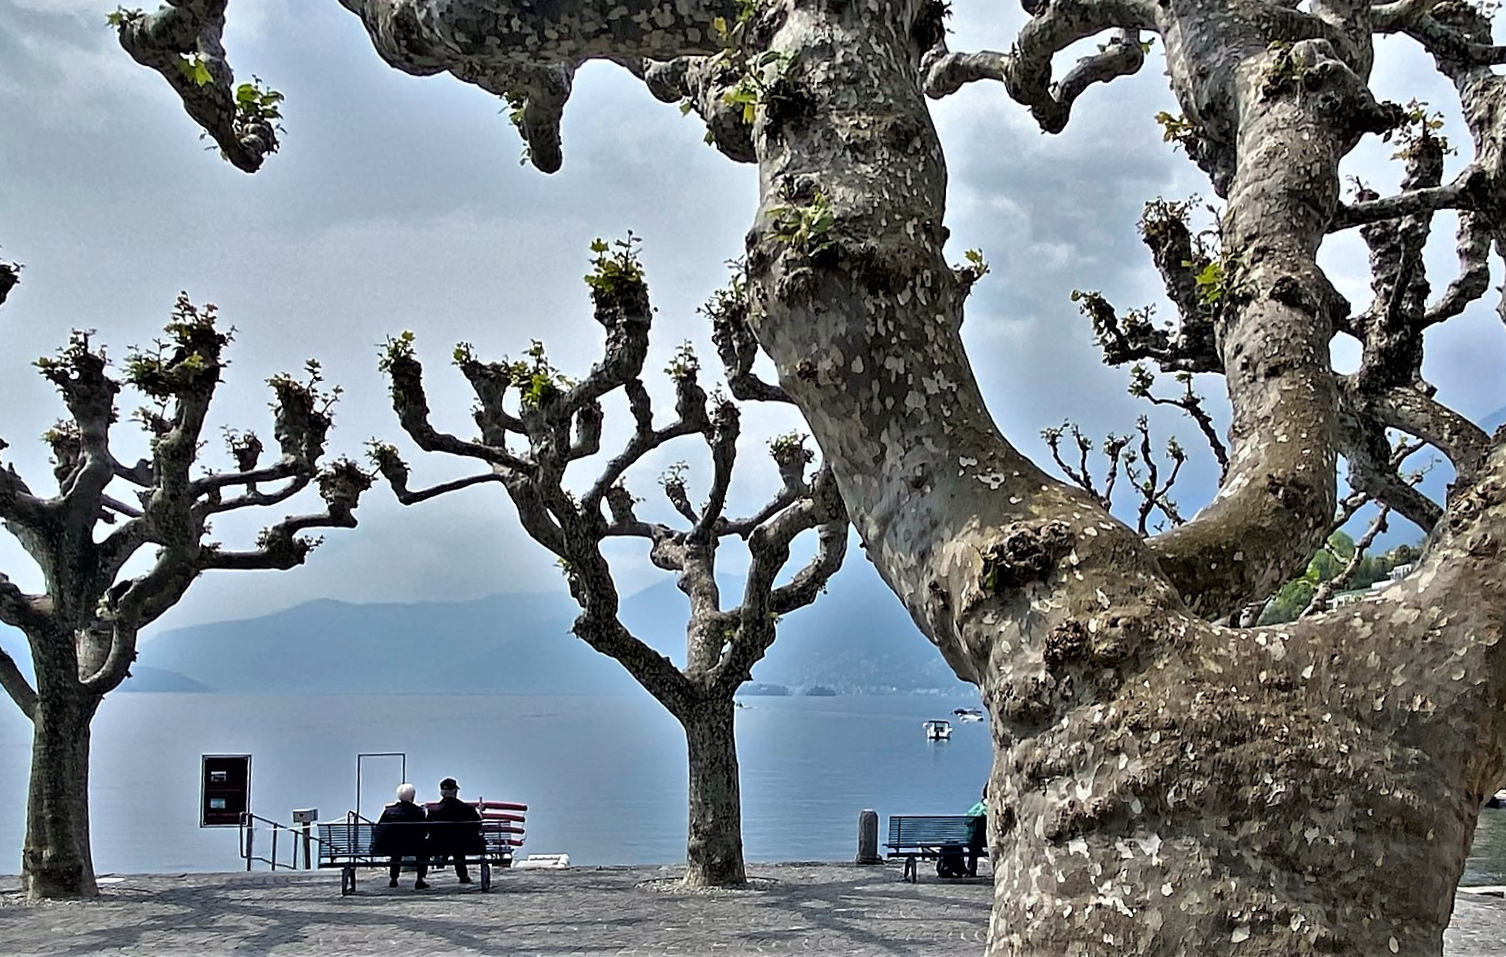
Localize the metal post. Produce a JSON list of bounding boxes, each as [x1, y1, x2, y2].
[[244, 819, 254, 872], [856, 809, 881, 864], [292, 809, 319, 869]]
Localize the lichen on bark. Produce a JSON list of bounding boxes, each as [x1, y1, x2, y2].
[[121, 0, 1506, 951]]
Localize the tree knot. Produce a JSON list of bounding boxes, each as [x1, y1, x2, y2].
[[1042, 620, 1090, 671], [981, 520, 1074, 592]]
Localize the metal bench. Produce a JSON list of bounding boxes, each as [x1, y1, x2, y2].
[[316, 802, 526, 895], [885, 814, 986, 882]]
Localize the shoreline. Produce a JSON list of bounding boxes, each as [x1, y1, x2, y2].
[[1, 863, 1503, 955]]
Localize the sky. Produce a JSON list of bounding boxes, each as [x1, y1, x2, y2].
[[0, 0, 1502, 641]]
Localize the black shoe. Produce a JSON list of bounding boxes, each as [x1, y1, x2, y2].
[[458, 877, 473, 884], [388, 878, 398, 888], [414, 880, 430, 890]]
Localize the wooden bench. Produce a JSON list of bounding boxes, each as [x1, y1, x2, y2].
[[317, 801, 526, 895], [885, 815, 986, 882]]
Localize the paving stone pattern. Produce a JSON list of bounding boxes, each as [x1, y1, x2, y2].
[[0, 864, 1501, 956]]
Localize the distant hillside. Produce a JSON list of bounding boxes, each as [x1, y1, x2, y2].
[[138, 590, 635, 694], [132, 561, 967, 695], [117, 665, 212, 693]]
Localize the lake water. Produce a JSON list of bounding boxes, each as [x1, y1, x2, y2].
[[1, 692, 1503, 885]]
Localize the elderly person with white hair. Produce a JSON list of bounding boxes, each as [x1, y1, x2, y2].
[[371, 783, 429, 889]]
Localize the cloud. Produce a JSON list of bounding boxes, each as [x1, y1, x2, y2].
[[0, 0, 1500, 634]]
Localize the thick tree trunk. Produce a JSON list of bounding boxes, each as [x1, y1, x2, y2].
[[681, 695, 747, 887], [980, 573, 1501, 956], [22, 690, 100, 899], [738, 2, 1506, 954]]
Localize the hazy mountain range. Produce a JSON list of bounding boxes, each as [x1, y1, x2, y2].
[[13, 405, 1501, 697], [121, 561, 969, 695]]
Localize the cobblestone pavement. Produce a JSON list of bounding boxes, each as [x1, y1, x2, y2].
[[0, 864, 1501, 956]]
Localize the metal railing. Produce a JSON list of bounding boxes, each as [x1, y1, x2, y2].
[[239, 812, 326, 871]]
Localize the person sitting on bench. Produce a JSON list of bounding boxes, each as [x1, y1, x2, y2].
[[939, 784, 988, 878], [372, 783, 429, 889], [966, 784, 988, 856], [427, 776, 485, 884]]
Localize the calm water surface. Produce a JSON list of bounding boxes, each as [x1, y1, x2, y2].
[[1, 692, 1502, 885]]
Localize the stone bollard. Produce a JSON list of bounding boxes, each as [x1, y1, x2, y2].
[[856, 809, 882, 864]]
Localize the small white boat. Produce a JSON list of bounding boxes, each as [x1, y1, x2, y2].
[[952, 708, 984, 723], [1487, 789, 1506, 809], [923, 719, 952, 740]]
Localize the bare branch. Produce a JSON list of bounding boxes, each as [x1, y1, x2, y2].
[[111, 455, 156, 488], [1330, 170, 1483, 231], [691, 401, 740, 539], [1394, 11, 1506, 65], [0, 573, 53, 651], [368, 447, 506, 506], [199, 462, 368, 572], [1041, 423, 1099, 500], [1137, 370, 1229, 479], [0, 453, 50, 532], [1426, 212, 1493, 325], [1301, 505, 1391, 616], [1352, 387, 1491, 487], [719, 434, 814, 536], [382, 340, 536, 473], [100, 495, 144, 520], [1339, 419, 1444, 530], [767, 472, 848, 616], [0, 636, 38, 721], [1371, 0, 1443, 32], [705, 272, 793, 404], [923, 0, 1157, 131], [708, 466, 847, 694], [195, 473, 313, 518], [584, 378, 709, 511]]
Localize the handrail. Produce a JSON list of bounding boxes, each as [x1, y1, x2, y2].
[[239, 812, 328, 871]]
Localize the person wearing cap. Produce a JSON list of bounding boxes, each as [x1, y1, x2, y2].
[[426, 777, 484, 884], [371, 783, 429, 889]]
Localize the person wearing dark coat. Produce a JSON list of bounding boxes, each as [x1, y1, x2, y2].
[[427, 776, 484, 884], [371, 783, 429, 889]]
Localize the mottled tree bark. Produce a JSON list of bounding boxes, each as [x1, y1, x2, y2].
[[681, 695, 744, 887], [123, 0, 1506, 951], [21, 679, 99, 899]]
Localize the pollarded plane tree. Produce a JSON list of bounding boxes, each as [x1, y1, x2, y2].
[[368, 238, 846, 889], [122, 0, 1506, 952], [0, 294, 369, 900]]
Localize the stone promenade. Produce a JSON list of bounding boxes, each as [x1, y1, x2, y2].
[[1, 863, 1503, 956]]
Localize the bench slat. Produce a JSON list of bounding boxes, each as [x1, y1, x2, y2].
[[886, 815, 979, 849]]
